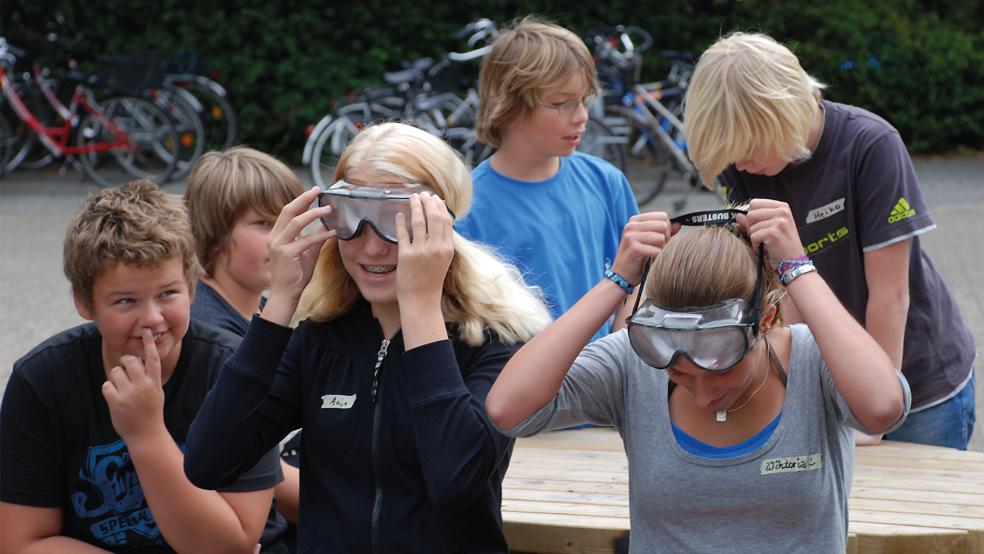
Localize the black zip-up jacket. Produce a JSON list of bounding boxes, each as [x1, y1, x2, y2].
[[185, 301, 518, 553]]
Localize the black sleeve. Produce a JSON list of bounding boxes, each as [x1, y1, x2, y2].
[[185, 316, 302, 490], [0, 367, 63, 506], [401, 337, 518, 509]]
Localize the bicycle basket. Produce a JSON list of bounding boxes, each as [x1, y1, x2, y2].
[[94, 53, 171, 93]]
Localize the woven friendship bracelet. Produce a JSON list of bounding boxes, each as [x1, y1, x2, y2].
[[604, 268, 634, 294], [779, 261, 817, 286], [775, 254, 811, 276]]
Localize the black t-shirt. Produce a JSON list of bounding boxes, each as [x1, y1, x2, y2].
[[722, 100, 975, 408], [190, 281, 258, 337], [0, 320, 282, 552]]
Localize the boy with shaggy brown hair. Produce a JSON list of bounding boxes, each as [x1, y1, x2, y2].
[[459, 16, 640, 343], [0, 180, 282, 553]]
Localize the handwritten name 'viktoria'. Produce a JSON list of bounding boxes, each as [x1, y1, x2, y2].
[[760, 453, 823, 475]]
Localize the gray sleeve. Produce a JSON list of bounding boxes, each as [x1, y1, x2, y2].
[[217, 446, 284, 493], [797, 325, 913, 433], [500, 331, 631, 437]]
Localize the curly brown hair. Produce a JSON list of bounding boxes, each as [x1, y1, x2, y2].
[[64, 179, 201, 310]]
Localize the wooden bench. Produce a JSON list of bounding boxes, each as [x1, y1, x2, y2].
[[503, 428, 984, 553]]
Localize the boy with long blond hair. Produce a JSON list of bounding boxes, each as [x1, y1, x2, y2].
[[684, 32, 975, 449]]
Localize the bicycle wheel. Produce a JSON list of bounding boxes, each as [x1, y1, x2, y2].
[[77, 96, 179, 186], [0, 111, 14, 171], [170, 75, 237, 150], [2, 93, 47, 173], [310, 102, 390, 189], [578, 116, 626, 171], [154, 86, 205, 181]]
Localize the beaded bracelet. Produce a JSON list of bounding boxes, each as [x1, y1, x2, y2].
[[775, 254, 811, 276], [604, 268, 634, 294], [779, 261, 817, 286]]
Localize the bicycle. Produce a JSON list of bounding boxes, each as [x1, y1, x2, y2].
[[93, 52, 206, 181], [0, 39, 180, 187], [586, 25, 708, 210], [303, 19, 497, 188]]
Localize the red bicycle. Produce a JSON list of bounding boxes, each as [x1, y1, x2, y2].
[[0, 39, 179, 186]]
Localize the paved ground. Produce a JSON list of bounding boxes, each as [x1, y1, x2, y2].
[[1, 157, 982, 451]]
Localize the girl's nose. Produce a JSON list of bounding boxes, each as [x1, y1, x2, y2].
[[362, 228, 393, 255]]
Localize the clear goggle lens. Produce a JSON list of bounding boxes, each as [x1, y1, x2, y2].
[[317, 180, 449, 243]]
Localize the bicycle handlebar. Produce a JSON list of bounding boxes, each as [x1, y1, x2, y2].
[[453, 18, 498, 48], [446, 44, 491, 62], [621, 26, 653, 53]]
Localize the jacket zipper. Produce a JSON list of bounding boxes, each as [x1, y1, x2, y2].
[[369, 338, 389, 554]]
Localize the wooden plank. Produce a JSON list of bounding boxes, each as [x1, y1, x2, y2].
[[515, 428, 625, 452], [850, 510, 984, 553], [849, 522, 969, 554], [505, 520, 630, 554], [504, 488, 629, 507], [503, 510, 629, 529], [854, 473, 984, 495], [506, 478, 630, 496], [503, 499, 630, 519], [849, 498, 984, 523], [850, 485, 984, 508]]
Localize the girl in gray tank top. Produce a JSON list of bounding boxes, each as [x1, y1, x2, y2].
[[486, 204, 911, 552]]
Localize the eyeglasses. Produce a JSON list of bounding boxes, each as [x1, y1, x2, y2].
[[626, 208, 764, 372], [317, 180, 453, 244], [541, 94, 597, 116]]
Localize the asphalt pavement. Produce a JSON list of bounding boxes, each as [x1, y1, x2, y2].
[[1, 156, 982, 451]]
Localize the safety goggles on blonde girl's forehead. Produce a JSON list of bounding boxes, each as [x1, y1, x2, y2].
[[626, 208, 764, 372], [317, 180, 454, 244]]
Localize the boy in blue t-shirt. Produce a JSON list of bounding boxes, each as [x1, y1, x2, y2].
[[457, 17, 640, 342]]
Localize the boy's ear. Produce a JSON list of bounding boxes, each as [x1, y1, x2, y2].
[[74, 293, 94, 321]]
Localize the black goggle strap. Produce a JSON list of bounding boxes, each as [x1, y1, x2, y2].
[[670, 208, 747, 226], [627, 256, 653, 324], [749, 243, 765, 336]]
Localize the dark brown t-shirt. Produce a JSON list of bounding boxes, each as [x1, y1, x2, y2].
[[722, 100, 975, 409]]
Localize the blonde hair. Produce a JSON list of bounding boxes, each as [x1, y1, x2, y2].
[[184, 146, 305, 275], [645, 226, 783, 326], [64, 179, 201, 311], [476, 16, 598, 148], [684, 32, 826, 186], [296, 122, 551, 346]]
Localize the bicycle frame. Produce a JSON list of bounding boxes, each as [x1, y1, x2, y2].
[[627, 84, 693, 175], [0, 65, 129, 157]]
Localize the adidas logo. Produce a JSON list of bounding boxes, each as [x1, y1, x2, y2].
[[888, 197, 916, 223]]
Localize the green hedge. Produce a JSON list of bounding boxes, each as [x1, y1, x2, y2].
[[7, 0, 983, 161]]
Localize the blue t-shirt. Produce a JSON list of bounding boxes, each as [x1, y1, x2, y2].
[[457, 152, 639, 342]]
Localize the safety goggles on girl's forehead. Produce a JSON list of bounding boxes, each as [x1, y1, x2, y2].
[[317, 180, 453, 244], [626, 208, 763, 372]]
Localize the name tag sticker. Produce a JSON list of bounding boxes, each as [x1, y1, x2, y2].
[[321, 394, 357, 409], [805, 198, 846, 224], [760, 453, 823, 475]]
